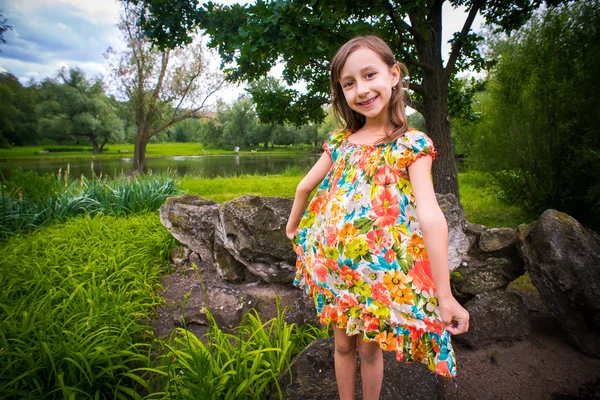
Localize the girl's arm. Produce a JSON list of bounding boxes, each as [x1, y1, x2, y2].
[[408, 155, 470, 335], [286, 152, 333, 238]]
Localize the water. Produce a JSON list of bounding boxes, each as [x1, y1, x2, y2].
[[0, 154, 321, 180]]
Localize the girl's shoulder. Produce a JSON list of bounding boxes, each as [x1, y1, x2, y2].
[[395, 128, 437, 161], [396, 128, 435, 151]]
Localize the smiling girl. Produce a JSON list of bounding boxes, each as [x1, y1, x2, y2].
[[286, 35, 469, 399]]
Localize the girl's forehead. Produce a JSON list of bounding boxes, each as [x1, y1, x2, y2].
[[340, 47, 387, 77]]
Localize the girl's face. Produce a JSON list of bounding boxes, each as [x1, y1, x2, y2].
[[339, 47, 400, 125]]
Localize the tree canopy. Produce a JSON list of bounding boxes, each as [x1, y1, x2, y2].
[[129, 0, 568, 197]]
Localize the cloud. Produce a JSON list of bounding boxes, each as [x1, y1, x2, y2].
[[0, 0, 122, 83]]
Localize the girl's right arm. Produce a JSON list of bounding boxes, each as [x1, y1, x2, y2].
[[286, 152, 333, 239]]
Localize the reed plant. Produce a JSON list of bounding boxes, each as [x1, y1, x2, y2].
[[0, 213, 177, 398], [146, 300, 329, 399], [0, 166, 181, 238]]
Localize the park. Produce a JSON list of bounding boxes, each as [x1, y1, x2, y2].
[[0, 0, 599, 398]]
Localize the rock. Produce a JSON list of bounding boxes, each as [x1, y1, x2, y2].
[[480, 227, 518, 253], [270, 337, 445, 400], [217, 195, 296, 283], [160, 195, 219, 266], [519, 209, 600, 358], [454, 290, 531, 349], [452, 257, 525, 299], [436, 193, 470, 271], [465, 222, 486, 252]]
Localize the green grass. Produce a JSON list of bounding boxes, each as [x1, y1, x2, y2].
[[181, 170, 533, 228], [458, 171, 534, 228], [0, 143, 316, 161], [0, 213, 176, 398]]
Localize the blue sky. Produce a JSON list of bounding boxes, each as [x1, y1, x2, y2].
[[0, 0, 485, 102]]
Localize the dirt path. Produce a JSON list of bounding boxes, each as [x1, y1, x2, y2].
[[443, 292, 600, 400]]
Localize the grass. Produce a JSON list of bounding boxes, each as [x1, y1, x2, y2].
[[0, 213, 177, 398], [0, 143, 317, 161], [181, 170, 533, 228], [0, 167, 181, 238]]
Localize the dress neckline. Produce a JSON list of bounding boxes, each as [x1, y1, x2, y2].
[[342, 129, 395, 148]]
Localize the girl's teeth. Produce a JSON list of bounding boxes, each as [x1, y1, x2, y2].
[[361, 97, 376, 105]]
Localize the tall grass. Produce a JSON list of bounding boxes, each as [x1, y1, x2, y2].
[[0, 166, 181, 238], [0, 213, 177, 398], [146, 300, 329, 399]]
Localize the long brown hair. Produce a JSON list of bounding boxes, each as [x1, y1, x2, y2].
[[330, 35, 410, 144]]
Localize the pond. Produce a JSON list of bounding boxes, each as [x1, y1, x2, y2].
[[0, 154, 322, 180]]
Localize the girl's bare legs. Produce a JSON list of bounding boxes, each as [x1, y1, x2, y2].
[[333, 326, 357, 400], [356, 338, 384, 400]]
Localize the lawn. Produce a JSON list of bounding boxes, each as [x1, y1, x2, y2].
[[180, 170, 534, 228]]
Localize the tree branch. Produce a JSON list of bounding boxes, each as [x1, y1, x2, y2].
[[443, 0, 481, 83], [409, 82, 425, 96], [150, 77, 226, 136], [408, 100, 424, 115]]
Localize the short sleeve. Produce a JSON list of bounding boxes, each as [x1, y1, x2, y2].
[[399, 130, 437, 164], [322, 129, 347, 163]]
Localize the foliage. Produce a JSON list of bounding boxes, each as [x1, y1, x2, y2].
[[0, 10, 11, 48], [0, 167, 181, 238], [37, 68, 125, 151], [0, 72, 39, 146], [463, 0, 600, 230], [0, 213, 176, 398]]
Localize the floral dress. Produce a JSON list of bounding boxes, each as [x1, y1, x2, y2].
[[292, 128, 457, 378]]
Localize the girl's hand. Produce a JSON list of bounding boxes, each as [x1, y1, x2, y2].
[[286, 228, 298, 240], [438, 295, 470, 335]]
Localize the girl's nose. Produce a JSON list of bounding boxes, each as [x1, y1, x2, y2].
[[356, 82, 369, 97]]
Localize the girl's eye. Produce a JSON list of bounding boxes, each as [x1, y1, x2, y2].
[[343, 81, 354, 88], [366, 72, 376, 78]]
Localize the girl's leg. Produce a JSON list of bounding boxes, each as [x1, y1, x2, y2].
[[356, 338, 383, 400], [333, 325, 357, 400]]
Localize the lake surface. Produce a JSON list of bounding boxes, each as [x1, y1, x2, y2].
[[0, 154, 322, 180]]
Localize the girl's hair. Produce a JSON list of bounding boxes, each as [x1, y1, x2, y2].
[[330, 35, 410, 144]]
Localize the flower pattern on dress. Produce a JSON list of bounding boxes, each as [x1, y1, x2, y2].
[[292, 128, 457, 378]]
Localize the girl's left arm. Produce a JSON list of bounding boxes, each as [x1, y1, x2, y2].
[[408, 156, 452, 300], [408, 155, 469, 335]]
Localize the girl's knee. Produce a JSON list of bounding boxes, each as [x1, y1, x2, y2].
[[357, 339, 382, 362], [333, 326, 357, 356]]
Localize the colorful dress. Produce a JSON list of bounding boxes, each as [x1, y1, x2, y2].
[[292, 128, 457, 378]]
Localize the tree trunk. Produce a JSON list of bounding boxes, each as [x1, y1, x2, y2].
[[131, 129, 148, 174], [264, 141, 268, 150], [90, 132, 100, 153], [411, 6, 460, 200]]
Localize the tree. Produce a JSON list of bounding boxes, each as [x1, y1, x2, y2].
[[463, 0, 600, 229], [105, 4, 225, 173], [128, 0, 568, 198], [37, 68, 124, 151], [0, 73, 38, 147]]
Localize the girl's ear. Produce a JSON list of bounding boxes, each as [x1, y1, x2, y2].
[[391, 63, 401, 87]]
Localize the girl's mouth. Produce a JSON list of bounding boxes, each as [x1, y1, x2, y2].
[[358, 96, 378, 108]]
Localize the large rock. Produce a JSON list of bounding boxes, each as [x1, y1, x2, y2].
[[452, 257, 524, 299], [160, 195, 297, 283], [159, 195, 219, 266], [270, 337, 445, 400], [436, 193, 470, 271], [217, 196, 297, 283], [519, 209, 600, 357], [454, 289, 531, 349]]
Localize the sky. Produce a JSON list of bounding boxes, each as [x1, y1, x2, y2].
[[0, 0, 486, 103]]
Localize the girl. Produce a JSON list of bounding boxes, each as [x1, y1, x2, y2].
[[286, 35, 470, 399]]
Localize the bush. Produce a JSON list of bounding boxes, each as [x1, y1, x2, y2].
[[464, 1, 600, 230]]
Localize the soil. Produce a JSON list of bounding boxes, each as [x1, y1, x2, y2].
[[442, 286, 600, 400]]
